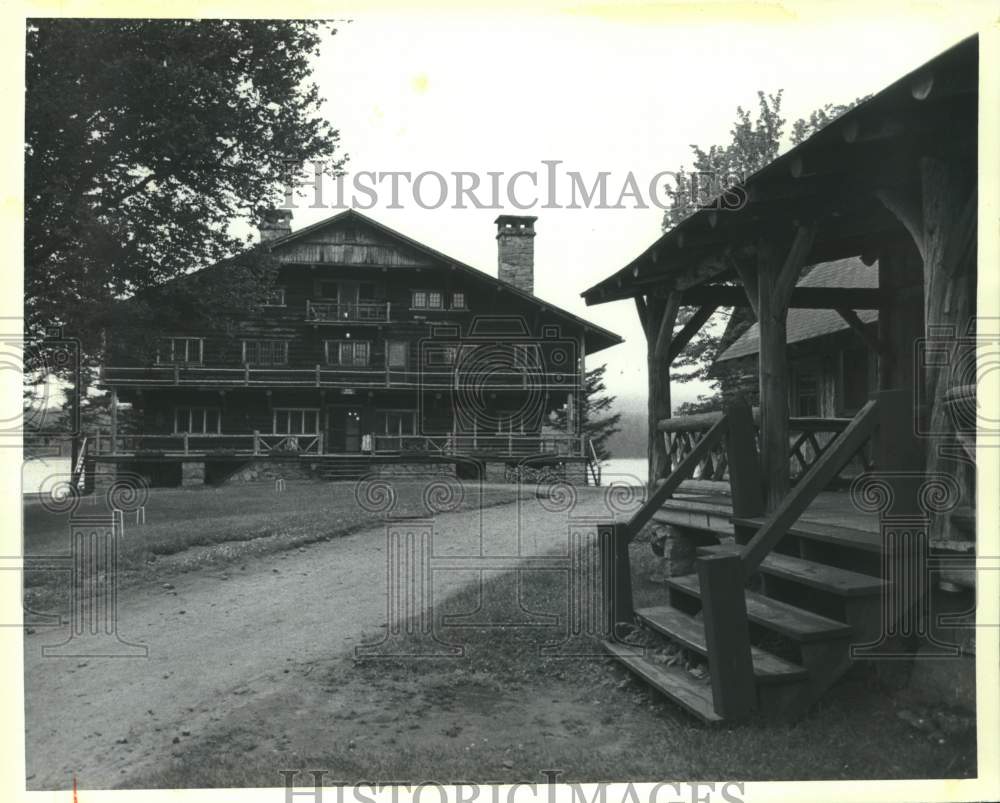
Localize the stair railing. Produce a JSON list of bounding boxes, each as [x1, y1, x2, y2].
[[71, 435, 89, 491], [601, 412, 732, 636]]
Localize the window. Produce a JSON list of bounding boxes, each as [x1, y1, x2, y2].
[[319, 281, 339, 299], [387, 341, 408, 369], [382, 411, 416, 436], [451, 292, 466, 309], [426, 345, 457, 366], [412, 289, 443, 309], [174, 407, 220, 434], [160, 337, 203, 365], [513, 343, 541, 368], [261, 288, 286, 307], [243, 340, 288, 366], [273, 408, 320, 435], [326, 340, 370, 367], [795, 374, 820, 417]]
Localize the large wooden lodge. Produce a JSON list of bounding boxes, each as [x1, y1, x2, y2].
[[584, 36, 980, 722], [87, 211, 621, 486]]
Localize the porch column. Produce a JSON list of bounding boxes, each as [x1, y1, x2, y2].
[[638, 292, 680, 489], [752, 224, 816, 510]]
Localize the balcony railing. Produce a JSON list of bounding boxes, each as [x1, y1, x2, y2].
[[305, 300, 390, 323], [101, 364, 581, 390], [89, 430, 586, 458]]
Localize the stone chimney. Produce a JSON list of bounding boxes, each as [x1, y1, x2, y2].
[[258, 208, 293, 243], [495, 215, 536, 295]]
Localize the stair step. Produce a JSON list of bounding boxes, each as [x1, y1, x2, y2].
[[733, 517, 882, 553], [667, 574, 853, 642], [698, 546, 888, 597], [603, 640, 722, 723], [635, 606, 808, 684]]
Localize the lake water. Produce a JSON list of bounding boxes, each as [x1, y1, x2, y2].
[[599, 457, 647, 487]]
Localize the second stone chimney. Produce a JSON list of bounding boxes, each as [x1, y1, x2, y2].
[[495, 215, 536, 295], [258, 208, 293, 243]]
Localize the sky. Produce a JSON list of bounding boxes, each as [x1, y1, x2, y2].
[[272, 6, 981, 409]]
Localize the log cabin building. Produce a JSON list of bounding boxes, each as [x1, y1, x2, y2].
[[582, 36, 980, 722], [714, 256, 879, 421], [89, 210, 621, 486]]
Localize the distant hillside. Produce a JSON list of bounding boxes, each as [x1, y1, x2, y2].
[[602, 396, 647, 458]]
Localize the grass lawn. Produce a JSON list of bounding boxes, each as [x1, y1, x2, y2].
[[22, 479, 530, 617], [123, 542, 976, 787]]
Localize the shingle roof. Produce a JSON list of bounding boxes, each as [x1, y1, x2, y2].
[[716, 257, 878, 361]]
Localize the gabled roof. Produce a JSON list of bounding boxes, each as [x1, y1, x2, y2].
[[265, 208, 622, 355], [717, 257, 878, 361]]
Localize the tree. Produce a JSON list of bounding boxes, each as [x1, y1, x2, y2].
[[556, 364, 622, 461], [25, 19, 346, 361], [659, 92, 867, 413]]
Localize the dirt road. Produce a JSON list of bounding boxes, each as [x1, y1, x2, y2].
[[24, 487, 626, 790]]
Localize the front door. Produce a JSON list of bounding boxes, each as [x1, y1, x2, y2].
[[327, 406, 364, 453]]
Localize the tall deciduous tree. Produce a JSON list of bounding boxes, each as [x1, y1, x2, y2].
[[25, 19, 346, 361]]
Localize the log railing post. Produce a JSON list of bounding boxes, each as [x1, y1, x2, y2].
[[725, 396, 765, 521], [600, 521, 634, 636], [698, 552, 756, 719]]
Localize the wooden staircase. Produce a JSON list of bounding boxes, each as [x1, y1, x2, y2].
[[601, 396, 891, 722]]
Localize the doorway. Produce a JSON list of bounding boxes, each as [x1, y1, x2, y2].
[[327, 406, 364, 453]]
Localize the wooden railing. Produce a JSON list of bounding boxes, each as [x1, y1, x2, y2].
[[587, 439, 602, 486], [101, 364, 580, 391], [71, 436, 88, 490], [93, 432, 324, 456], [374, 432, 585, 457], [661, 408, 872, 482], [739, 399, 880, 572], [602, 395, 882, 719], [305, 300, 390, 323]]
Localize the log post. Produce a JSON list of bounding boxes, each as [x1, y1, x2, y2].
[[600, 521, 634, 636], [698, 552, 756, 719], [109, 386, 118, 455], [756, 225, 816, 510], [920, 158, 976, 541], [641, 292, 680, 489], [724, 396, 765, 521]]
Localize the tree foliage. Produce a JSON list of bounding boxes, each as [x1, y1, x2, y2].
[[25, 19, 346, 361], [555, 364, 622, 461]]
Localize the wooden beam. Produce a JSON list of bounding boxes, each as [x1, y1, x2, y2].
[[834, 308, 883, 356], [667, 304, 717, 363], [876, 187, 925, 260], [653, 292, 681, 361], [774, 224, 818, 309], [727, 254, 759, 317], [646, 292, 680, 488], [634, 295, 649, 336], [680, 285, 882, 310]]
